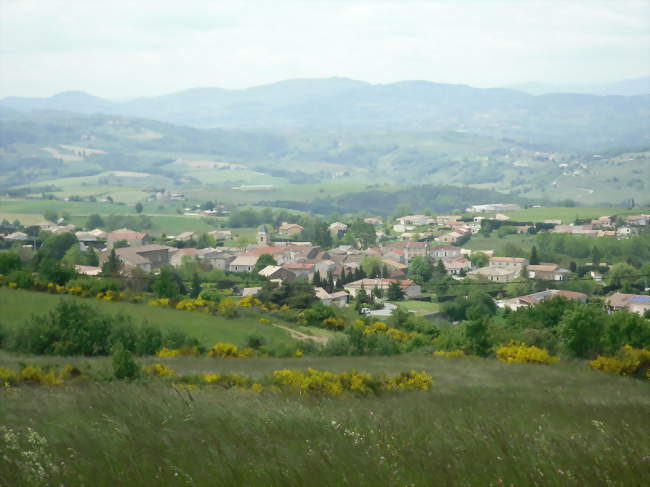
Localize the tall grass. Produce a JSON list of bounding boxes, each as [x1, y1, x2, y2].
[[1, 354, 649, 486]]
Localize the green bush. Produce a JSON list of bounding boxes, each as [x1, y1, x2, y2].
[[112, 344, 140, 380]]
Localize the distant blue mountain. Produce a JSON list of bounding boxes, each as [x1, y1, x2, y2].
[[1, 77, 648, 150]]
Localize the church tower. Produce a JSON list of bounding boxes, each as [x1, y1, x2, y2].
[[257, 225, 269, 246]]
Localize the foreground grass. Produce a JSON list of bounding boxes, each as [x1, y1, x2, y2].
[[0, 288, 296, 350], [1, 353, 649, 486]]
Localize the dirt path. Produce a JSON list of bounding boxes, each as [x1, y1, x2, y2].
[[273, 324, 329, 344]]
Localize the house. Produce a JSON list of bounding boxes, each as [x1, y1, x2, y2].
[[241, 287, 261, 297], [381, 258, 408, 273], [170, 248, 200, 267], [606, 293, 650, 316], [489, 257, 528, 274], [278, 222, 304, 236], [75, 231, 106, 250], [344, 278, 421, 298], [4, 231, 28, 241], [363, 218, 383, 226], [74, 265, 102, 276], [174, 231, 197, 242], [498, 289, 588, 311], [626, 215, 649, 226], [398, 215, 435, 226], [435, 232, 463, 244], [527, 263, 569, 281], [430, 245, 462, 259], [258, 265, 296, 281], [281, 263, 315, 280], [591, 216, 612, 228], [443, 257, 472, 275], [197, 249, 236, 270], [467, 267, 518, 283], [315, 287, 349, 307], [493, 213, 510, 221], [466, 204, 521, 213], [208, 230, 232, 241], [110, 244, 172, 272], [107, 228, 150, 247], [383, 241, 427, 263], [328, 222, 348, 236], [436, 215, 462, 226], [229, 256, 259, 273]]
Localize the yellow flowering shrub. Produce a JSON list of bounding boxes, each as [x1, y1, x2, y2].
[[496, 341, 559, 365], [143, 363, 177, 377], [207, 342, 252, 358], [258, 317, 270, 325], [1, 365, 80, 388], [386, 370, 433, 391], [434, 350, 466, 358], [323, 317, 346, 330], [238, 296, 254, 307], [67, 285, 84, 296], [8, 282, 18, 289], [590, 346, 650, 379], [156, 346, 200, 357], [175, 298, 215, 312], [294, 349, 304, 358], [201, 372, 250, 388], [148, 297, 171, 307]]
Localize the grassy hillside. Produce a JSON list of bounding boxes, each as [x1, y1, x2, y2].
[[0, 352, 648, 486], [0, 288, 296, 349]]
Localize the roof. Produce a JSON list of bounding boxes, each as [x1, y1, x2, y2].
[[431, 245, 461, 251], [109, 228, 147, 240], [116, 245, 172, 265], [345, 278, 415, 289], [490, 257, 528, 263], [241, 287, 261, 297], [528, 264, 560, 272], [230, 256, 259, 266], [258, 265, 284, 277], [243, 245, 285, 257]]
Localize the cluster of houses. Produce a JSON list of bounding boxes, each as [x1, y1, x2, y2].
[[550, 214, 649, 239]]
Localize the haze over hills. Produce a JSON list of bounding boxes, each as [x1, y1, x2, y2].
[[1, 77, 649, 150], [507, 76, 650, 97]]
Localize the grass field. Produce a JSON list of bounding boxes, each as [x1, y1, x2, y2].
[[463, 233, 536, 254], [0, 352, 648, 486], [0, 288, 297, 350], [393, 299, 440, 316]]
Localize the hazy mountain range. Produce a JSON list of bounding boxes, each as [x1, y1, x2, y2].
[[507, 77, 650, 96], [1, 77, 649, 150]]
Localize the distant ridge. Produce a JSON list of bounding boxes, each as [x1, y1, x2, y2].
[[507, 76, 650, 96], [1, 77, 648, 149]]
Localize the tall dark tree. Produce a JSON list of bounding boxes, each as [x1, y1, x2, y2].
[[102, 248, 121, 276], [135, 202, 143, 214], [529, 245, 540, 265], [312, 270, 322, 287], [190, 272, 201, 298]]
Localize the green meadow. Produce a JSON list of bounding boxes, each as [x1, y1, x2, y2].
[[0, 288, 297, 350], [0, 352, 648, 486]]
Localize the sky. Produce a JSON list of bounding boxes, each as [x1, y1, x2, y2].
[[0, 0, 648, 99]]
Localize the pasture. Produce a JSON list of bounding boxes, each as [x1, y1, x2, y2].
[[0, 352, 648, 486]]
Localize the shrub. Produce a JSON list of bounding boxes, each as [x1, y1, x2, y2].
[[112, 344, 139, 380], [589, 346, 650, 379], [496, 341, 559, 364], [207, 342, 253, 358], [434, 349, 466, 358], [143, 363, 177, 377]]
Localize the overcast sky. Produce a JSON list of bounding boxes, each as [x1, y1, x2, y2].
[[0, 0, 648, 99]]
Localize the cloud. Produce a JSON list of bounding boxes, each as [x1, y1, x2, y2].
[[0, 0, 648, 97]]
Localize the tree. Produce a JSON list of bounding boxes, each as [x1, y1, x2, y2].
[[102, 248, 121, 276], [135, 202, 143, 214], [529, 245, 540, 265], [591, 246, 601, 266], [354, 287, 370, 311], [408, 256, 433, 284], [190, 272, 201, 298], [558, 305, 605, 358], [43, 209, 59, 223], [39, 233, 78, 260], [606, 263, 639, 291], [312, 270, 322, 287], [469, 252, 489, 268], [154, 267, 180, 299], [0, 252, 22, 274], [361, 256, 383, 277], [464, 318, 491, 356], [254, 253, 277, 273], [386, 281, 405, 301]]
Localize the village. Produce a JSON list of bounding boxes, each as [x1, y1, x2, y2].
[[2, 205, 648, 317]]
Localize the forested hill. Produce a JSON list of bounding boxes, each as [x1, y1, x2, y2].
[[2, 78, 649, 151]]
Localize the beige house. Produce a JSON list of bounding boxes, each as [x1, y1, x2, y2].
[[344, 278, 421, 298], [229, 256, 259, 272], [527, 263, 569, 281], [468, 267, 518, 283], [498, 289, 587, 311], [107, 228, 150, 247], [606, 293, 650, 316], [489, 257, 528, 273], [110, 244, 172, 272], [278, 223, 304, 236], [315, 288, 349, 307]]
